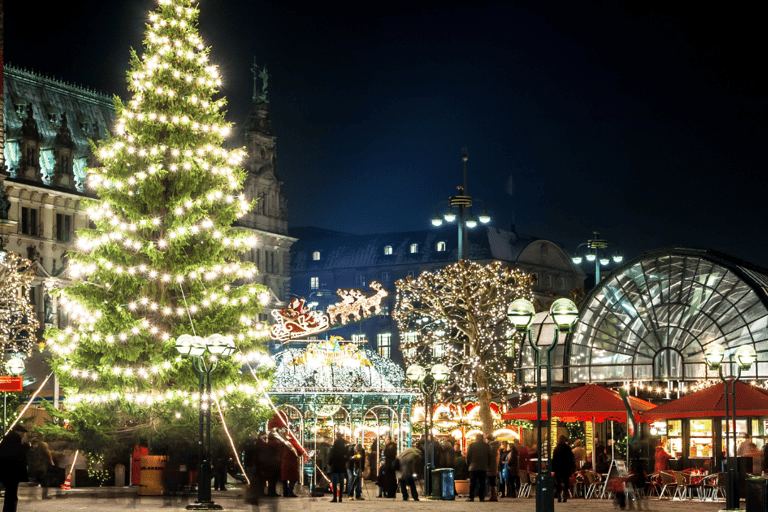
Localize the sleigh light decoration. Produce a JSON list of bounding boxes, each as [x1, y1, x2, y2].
[[269, 282, 388, 341], [269, 297, 330, 341], [327, 281, 388, 325]]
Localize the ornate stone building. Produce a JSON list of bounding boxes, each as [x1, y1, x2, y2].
[[1, 62, 293, 340]]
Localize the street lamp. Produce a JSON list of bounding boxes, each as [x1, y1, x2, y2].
[[508, 298, 579, 512], [429, 151, 491, 261], [2, 355, 25, 435], [406, 362, 449, 496], [175, 334, 236, 511], [705, 342, 756, 511], [571, 232, 623, 285]]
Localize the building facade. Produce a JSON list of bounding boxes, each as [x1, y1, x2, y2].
[[289, 224, 586, 365]]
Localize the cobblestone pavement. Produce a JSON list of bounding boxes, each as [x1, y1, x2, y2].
[[10, 482, 734, 512]]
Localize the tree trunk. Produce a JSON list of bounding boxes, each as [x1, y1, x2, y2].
[[475, 369, 494, 437]]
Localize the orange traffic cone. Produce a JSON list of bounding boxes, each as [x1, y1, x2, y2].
[[61, 474, 72, 490]]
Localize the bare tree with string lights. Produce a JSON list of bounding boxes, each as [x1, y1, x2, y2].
[[392, 259, 533, 436], [0, 252, 39, 357]]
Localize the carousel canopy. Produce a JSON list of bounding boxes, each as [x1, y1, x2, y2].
[[638, 380, 768, 420], [502, 383, 656, 423], [271, 339, 408, 394]]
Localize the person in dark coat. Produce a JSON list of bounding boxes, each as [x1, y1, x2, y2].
[[486, 436, 501, 501], [27, 434, 53, 499], [243, 432, 264, 505], [552, 435, 575, 502], [381, 437, 398, 498], [441, 439, 456, 469], [505, 439, 520, 498], [212, 440, 229, 491], [595, 444, 610, 473], [347, 444, 365, 500], [328, 436, 348, 503], [0, 426, 30, 512], [466, 432, 491, 502], [396, 447, 423, 501], [518, 443, 531, 473]]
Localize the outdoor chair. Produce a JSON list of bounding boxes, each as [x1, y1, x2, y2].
[[584, 471, 602, 499], [671, 471, 688, 500], [518, 470, 531, 498], [657, 471, 677, 499], [701, 472, 726, 501], [645, 473, 660, 497], [681, 469, 704, 500]]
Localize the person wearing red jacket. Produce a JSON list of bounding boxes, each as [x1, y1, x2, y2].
[[280, 438, 300, 497]]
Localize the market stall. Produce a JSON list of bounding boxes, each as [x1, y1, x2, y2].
[[503, 384, 657, 468], [638, 380, 768, 472]]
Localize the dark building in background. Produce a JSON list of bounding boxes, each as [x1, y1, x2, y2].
[[289, 224, 586, 365]]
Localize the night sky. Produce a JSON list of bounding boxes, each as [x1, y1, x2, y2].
[[4, 1, 767, 268]]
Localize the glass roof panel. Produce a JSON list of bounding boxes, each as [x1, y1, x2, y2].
[[566, 250, 768, 383]]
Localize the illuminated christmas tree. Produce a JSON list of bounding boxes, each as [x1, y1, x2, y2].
[[45, 0, 272, 448], [393, 260, 533, 435]]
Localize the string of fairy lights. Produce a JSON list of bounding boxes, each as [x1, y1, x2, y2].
[[44, 0, 275, 410], [393, 260, 533, 399], [0, 252, 39, 356]]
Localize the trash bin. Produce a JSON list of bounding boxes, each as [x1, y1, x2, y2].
[[139, 455, 167, 495], [430, 468, 455, 500], [746, 477, 768, 512]]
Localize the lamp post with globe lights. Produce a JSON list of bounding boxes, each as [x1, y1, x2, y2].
[[507, 298, 579, 512], [430, 152, 491, 261], [406, 363, 449, 496], [705, 343, 757, 511], [571, 232, 623, 285], [175, 334, 236, 511]]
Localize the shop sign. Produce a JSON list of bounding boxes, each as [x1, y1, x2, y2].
[[0, 376, 23, 392]]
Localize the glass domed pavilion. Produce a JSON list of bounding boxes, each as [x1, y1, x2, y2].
[[563, 248, 768, 384]]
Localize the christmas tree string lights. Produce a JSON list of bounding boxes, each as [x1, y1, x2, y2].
[[393, 259, 533, 436], [45, 0, 271, 441]]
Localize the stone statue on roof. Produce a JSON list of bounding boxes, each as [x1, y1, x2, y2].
[[251, 57, 269, 104]]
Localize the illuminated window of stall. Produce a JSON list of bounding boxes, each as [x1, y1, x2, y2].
[[667, 420, 683, 457], [721, 419, 749, 454], [650, 421, 668, 437], [689, 419, 713, 458], [753, 419, 766, 449]]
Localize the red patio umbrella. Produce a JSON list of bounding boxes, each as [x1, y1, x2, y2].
[[502, 383, 657, 423], [638, 380, 768, 421]]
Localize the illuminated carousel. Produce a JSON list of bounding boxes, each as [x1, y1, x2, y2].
[[270, 338, 416, 453], [266, 285, 417, 454]]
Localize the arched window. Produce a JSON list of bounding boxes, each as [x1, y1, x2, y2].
[[410, 243, 418, 253], [312, 251, 321, 261], [436, 241, 446, 252], [384, 245, 393, 255]]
